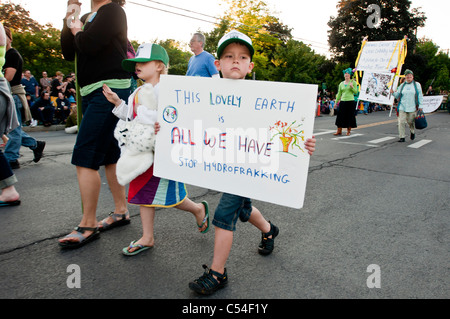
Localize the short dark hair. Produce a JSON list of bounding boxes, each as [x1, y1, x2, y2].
[[111, 0, 126, 6]]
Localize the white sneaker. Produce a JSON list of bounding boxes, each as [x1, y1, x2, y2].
[[30, 119, 38, 127]]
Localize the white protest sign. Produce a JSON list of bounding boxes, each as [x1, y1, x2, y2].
[[154, 75, 317, 209], [422, 95, 444, 113], [359, 72, 398, 105], [356, 40, 404, 72]]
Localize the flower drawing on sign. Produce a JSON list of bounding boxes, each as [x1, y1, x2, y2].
[[269, 120, 305, 156]]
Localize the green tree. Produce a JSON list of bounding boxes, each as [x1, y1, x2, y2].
[[214, 0, 293, 80], [406, 38, 450, 91], [1, 3, 74, 77], [270, 39, 327, 84], [198, 0, 332, 86], [0, 2, 41, 32], [157, 39, 192, 75], [328, 0, 426, 65], [324, 62, 352, 97], [202, 19, 232, 57]]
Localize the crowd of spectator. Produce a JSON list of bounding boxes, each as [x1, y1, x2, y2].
[[19, 70, 77, 128], [317, 92, 392, 117]]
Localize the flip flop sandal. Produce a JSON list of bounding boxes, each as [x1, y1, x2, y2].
[[122, 240, 153, 256], [0, 200, 21, 207], [59, 226, 100, 249], [197, 201, 210, 234], [98, 211, 131, 232]]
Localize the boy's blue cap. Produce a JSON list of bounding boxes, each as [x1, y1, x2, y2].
[[217, 30, 254, 59]]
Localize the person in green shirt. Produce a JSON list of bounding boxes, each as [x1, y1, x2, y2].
[[334, 68, 359, 136]]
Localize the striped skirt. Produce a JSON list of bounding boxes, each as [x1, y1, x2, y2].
[[128, 165, 187, 207]]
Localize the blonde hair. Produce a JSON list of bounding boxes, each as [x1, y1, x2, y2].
[[156, 60, 169, 75]]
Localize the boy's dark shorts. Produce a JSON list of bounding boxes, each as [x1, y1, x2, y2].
[[71, 87, 130, 170], [212, 193, 253, 231]]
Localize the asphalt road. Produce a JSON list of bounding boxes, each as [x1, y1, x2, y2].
[[0, 110, 448, 307]]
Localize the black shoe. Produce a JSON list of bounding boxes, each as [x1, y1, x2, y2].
[[189, 265, 228, 295], [398, 138, 405, 142], [9, 160, 20, 169], [258, 221, 279, 255], [33, 141, 46, 163], [410, 133, 415, 140]]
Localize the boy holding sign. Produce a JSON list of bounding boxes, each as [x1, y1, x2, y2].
[[188, 30, 316, 295]]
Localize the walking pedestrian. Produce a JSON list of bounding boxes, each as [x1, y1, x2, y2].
[[2, 26, 45, 169], [103, 43, 210, 255], [0, 22, 20, 207], [59, 0, 131, 249], [188, 30, 316, 295], [390, 69, 423, 142]]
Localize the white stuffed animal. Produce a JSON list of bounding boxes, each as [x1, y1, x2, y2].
[[115, 84, 158, 186]]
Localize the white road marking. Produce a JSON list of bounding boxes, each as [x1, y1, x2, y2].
[[331, 133, 364, 140], [337, 142, 379, 147], [408, 140, 432, 148], [313, 130, 336, 136], [368, 137, 397, 144]]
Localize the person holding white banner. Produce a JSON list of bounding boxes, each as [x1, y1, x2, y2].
[[390, 69, 423, 142], [188, 30, 316, 295]]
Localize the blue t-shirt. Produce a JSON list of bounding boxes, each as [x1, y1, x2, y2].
[[186, 51, 218, 77], [21, 76, 39, 96]]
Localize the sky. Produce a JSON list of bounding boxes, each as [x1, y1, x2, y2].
[[6, 0, 450, 57]]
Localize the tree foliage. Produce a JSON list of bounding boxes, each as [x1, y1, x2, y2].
[[328, 0, 426, 65], [219, 0, 293, 80], [1, 0, 448, 93], [1, 3, 74, 77], [157, 39, 192, 75], [410, 38, 450, 91]]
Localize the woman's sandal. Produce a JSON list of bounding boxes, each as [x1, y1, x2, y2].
[[98, 211, 130, 232], [59, 226, 100, 249], [258, 221, 279, 255], [122, 240, 153, 256], [197, 201, 210, 234]]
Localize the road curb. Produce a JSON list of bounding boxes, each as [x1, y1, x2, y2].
[[22, 124, 66, 133]]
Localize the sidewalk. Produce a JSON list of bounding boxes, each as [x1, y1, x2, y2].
[[22, 124, 66, 132]]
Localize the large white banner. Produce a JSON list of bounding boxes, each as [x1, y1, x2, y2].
[[422, 95, 444, 113], [154, 75, 317, 209], [356, 40, 404, 72]]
